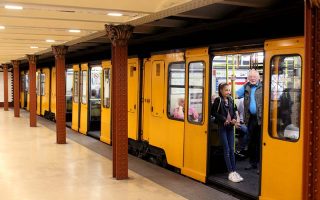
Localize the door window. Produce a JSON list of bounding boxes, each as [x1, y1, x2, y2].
[[188, 62, 205, 123], [167, 62, 185, 120], [269, 55, 302, 141]]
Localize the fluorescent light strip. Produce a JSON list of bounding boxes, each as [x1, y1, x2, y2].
[[0, 26, 5, 29], [30, 46, 38, 49], [5, 5, 23, 10], [69, 29, 81, 33], [46, 39, 55, 43], [107, 12, 123, 17]]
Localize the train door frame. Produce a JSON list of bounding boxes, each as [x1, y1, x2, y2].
[[86, 63, 102, 139], [207, 48, 264, 198]]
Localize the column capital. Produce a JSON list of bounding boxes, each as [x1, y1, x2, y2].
[[52, 45, 68, 59], [2, 64, 8, 70], [105, 25, 133, 46], [310, 0, 320, 8], [26, 55, 38, 65], [11, 60, 21, 68]]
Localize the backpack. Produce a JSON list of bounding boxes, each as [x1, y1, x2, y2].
[[213, 97, 221, 124]]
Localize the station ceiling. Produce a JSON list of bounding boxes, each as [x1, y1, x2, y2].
[[0, 0, 303, 68]]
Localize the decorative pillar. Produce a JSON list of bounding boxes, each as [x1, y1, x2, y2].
[[105, 25, 133, 180], [27, 55, 37, 127], [52, 45, 68, 144], [3, 64, 9, 111], [304, 1, 320, 199], [12, 60, 20, 117]]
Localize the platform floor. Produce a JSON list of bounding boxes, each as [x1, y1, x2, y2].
[[0, 109, 239, 200]]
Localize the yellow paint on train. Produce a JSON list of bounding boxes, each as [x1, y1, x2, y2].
[[79, 63, 88, 135], [100, 61, 112, 144], [41, 68, 51, 116], [260, 37, 304, 200], [50, 67, 56, 117], [71, 64, 80, 132]]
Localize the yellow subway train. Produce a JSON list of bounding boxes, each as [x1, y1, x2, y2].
[[20, 36, 304, 200]]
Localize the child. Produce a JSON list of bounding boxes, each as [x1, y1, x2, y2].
[[212, 83, 243, 183]]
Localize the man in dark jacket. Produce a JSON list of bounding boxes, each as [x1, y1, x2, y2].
[[236, 70, 263, 172]]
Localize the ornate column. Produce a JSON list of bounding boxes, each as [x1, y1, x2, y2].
[[3, 64, 9, 111], [52, 45, 68, 144], [27, 55, 37, 127], [12, 60, 20, 117], [304, 1, 320, 199], [105, 25, 133, 180]]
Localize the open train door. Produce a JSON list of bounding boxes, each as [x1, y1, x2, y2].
[[71, 64, 80, 132], [260, 37, 304, 200], [182, 48, 209, 182]]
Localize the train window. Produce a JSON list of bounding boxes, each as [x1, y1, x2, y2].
[[81, 70, 87, 104], [73, 71, 79, 103], [269, 55, 302, 141], [103, 69, 111, 108], [167, 62, 185, 120], [36, 72, 40, 96], [21, 76, 25, 92], [188, 61, 204, 123], [25, 74, 29, 93], [40, 74, 45, 96]]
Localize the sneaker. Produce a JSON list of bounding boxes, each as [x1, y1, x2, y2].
[[234, 171, 244, 181], [228, 172, 241, 183]]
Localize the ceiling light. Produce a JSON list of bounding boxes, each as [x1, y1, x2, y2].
[[30, 46, 38, 49], [107, 12, 123, 17], [5, 5, 23, 10], [69, 29, 81, 33], [46, 39, 55, 43], [0, 26, 5, 30]]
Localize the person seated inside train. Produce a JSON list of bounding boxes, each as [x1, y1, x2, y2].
[[188, 106, 199, 122], [173, 98, 185, 120]]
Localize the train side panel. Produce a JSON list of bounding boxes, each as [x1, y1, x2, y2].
[[50, 67, 56, 118], [143, 53, 185, 170], [36, 70, 41, 115], [128, 58, 140, 140]]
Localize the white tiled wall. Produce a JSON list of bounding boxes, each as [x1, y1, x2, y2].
[[0, 72, 13, 102]]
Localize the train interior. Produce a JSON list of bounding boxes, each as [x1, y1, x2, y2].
[[207, 51, 264, 198], [66, 68, 73, 127]]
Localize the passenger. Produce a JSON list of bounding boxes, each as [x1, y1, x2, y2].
[[173, 98, 184, 119], [278, 82, 294, 131], [212, 83, 243, 183], [235, 97, 248, 157], [235, 69, 262, 173], [188, 106, 199, 122]]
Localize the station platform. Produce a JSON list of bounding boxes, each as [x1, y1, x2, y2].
[[0, 109, 239, 200]]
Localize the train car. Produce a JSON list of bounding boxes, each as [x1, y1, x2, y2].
[[22, 36, 304, 199]]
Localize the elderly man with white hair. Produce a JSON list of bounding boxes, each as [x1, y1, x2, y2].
[[235, 69, 263, 173]]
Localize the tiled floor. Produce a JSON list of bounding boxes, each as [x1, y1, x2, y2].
[[0, 109, 239, 200]]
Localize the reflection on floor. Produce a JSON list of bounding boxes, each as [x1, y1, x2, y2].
[[208, 159, 259, 198], [66, 121, 72, 128], [87, 131, 100, 139]]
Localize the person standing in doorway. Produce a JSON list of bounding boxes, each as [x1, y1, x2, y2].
[[212, 83, 243, 183], [236, 69, 263, 173]]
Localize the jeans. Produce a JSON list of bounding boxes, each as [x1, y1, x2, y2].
[[218, 125, 236, 172], [247, 115, 261, 167]]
